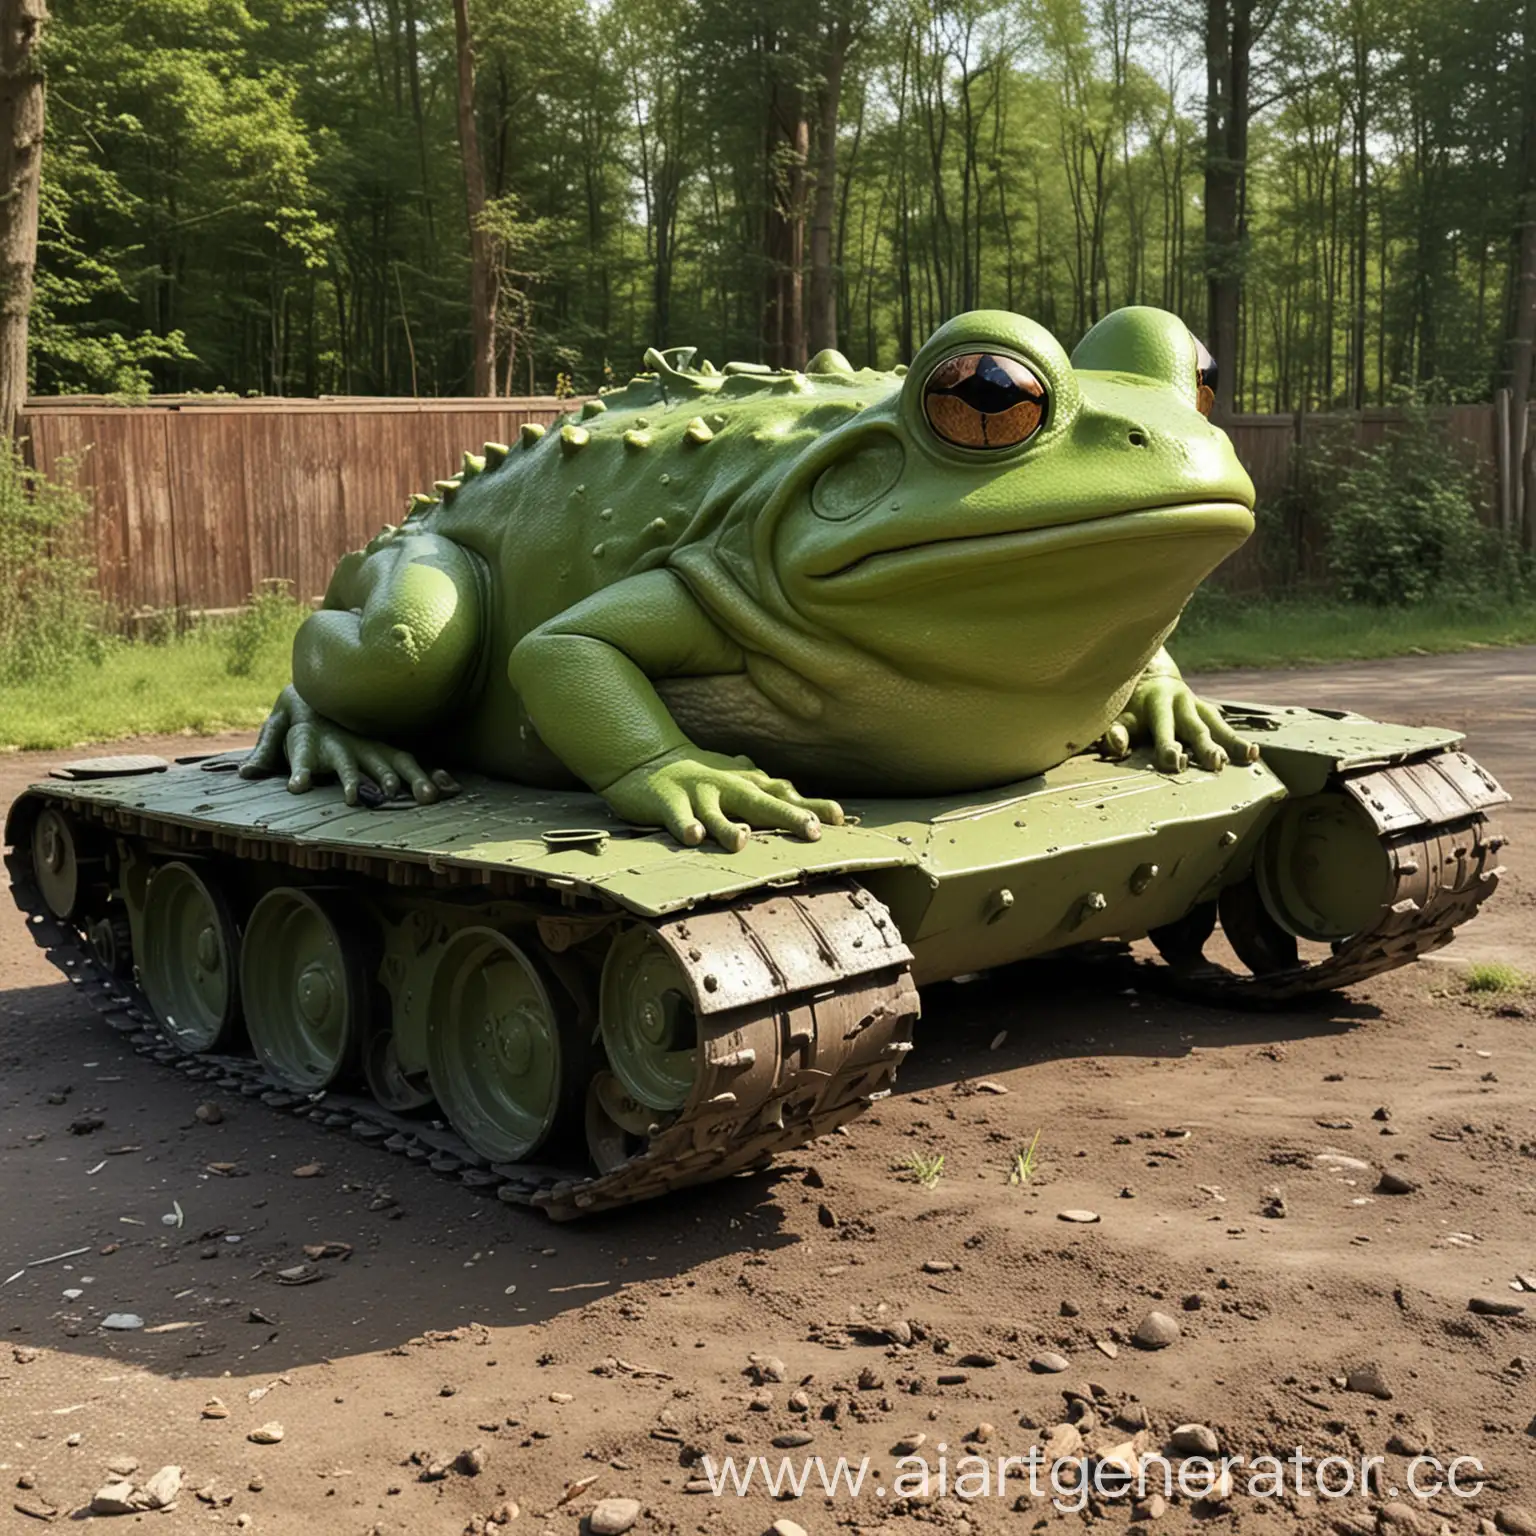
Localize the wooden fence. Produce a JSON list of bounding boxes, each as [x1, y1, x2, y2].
[[17, 395, 577, 618], [15, 394, 1525, 616]]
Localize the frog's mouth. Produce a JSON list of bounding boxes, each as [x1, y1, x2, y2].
[[808, 501, 1254, 586]]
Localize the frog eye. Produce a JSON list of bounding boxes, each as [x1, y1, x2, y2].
[[1194, 338, 1217, 417], [922, 352, 1046, 451]]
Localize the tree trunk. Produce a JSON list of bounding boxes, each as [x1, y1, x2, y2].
[[1203, 0, 1249, 416], [1507, 0, 1536, 546], [452, 0, 497, 396], [764, 69, 808, 369], [0, 0, 47, 441], [807, 18, 849, 357]]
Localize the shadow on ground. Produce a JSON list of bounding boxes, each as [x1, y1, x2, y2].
[[0, 940, 1370, 1380]]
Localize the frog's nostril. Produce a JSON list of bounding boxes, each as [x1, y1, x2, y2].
[[1128, 429, 1149, 448]]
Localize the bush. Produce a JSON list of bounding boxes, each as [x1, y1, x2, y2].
[[0, 440, 102, 684], [221, 579, 307, 677], [1317, 401, 1495, 606]]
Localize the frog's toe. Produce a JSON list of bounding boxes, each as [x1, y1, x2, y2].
[[1101, 720, 1132, 760], [431, 769, 461, 796], [1196, 700, 1261, 765]]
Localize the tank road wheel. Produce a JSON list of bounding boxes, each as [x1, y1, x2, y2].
[[427, 929, 581, 1163], [364, 1029, 435, 1115], [31, 808, 87, 921], [88, 908, 135, 980], [584, 1071, 655, 1175], [598, 924, 699, 1112], [1148, 756, 1508, 1003], [139, 862, 243, 1053], [241, 888, 366, 1089]]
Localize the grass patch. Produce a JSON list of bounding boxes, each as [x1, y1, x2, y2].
[[1008, 1129, 1043, 1187], [0, 606, 303, 751], [1465, 961, 1530, 995], [896, 1151, 945, 1189], [1175, 593, 1536, 673]]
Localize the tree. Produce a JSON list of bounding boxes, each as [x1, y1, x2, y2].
[[1507, 0, 1536, 543], [453, 0, 497, 394], [0, 0, 47, 439]]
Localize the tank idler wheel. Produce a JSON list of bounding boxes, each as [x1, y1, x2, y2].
[[364, 1029, 435, 1114], [241, 887, 367, 1090], [88, 908, 135, 980], [140, 861, 244, 1053], [584, 1070, 655, 1175], [1147, 899, 1218, 971], [427, 928, 584, 1163], [1149, 882, 1300, 980], [598, 924, 700, 1112], [1217, 878, 1300, 975], [31, 808, 91, 921]]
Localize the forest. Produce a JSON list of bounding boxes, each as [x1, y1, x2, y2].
[[12, 0, 1536, 419]]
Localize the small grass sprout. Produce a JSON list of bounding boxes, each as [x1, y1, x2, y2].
[[897, 1151, 945, 1189], [1009, 1129, 1043, 1187]]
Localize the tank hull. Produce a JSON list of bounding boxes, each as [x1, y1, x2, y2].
[[5, 702, 1509, 1216]]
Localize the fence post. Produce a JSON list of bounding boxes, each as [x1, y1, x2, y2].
[[1494, 388, 1513, 538]]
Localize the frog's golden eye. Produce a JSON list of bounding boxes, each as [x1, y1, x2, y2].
[[1194, 337, 1217, 417], [923, 352, 1046, 450]]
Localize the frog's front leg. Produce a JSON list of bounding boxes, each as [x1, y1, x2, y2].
[[509, 569, 842, 852], [240, 529, 482, 804], [1100, 647, 1258, 773]]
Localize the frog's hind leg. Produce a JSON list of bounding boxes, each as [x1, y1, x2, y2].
[[241, 528, 486, 803], [292, 528, 486, 738]]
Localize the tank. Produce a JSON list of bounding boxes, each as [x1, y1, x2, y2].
[[3, 302, 1513, 1216], [5, 711, 1507, 1218]]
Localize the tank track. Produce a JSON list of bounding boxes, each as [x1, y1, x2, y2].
[[1147, 749, 1508, 1002], [8, 831, 917, 1220]]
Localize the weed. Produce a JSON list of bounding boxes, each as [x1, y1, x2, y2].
[[897, 1151, 945, 1189], [1465, 962, 1529, 995], [0, 441, 101, 684], [1009, 1129, 1043, 1187], [221, 580, 306, 677]]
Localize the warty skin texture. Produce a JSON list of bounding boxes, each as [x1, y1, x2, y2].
[[243, 305, 1258, 850]]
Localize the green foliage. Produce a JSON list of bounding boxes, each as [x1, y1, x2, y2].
[[221, 580, 307, 677], [1464, 961, 1530, 995], [0, 624, 293, 750], [0, 443, 102, 685], [896, 1150, 946, 1188], [28, 0, 1524, 406], [1317, 404, 1496, 606], [1173, 591, 1536, 671]]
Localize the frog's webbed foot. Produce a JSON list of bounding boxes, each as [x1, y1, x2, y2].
[[1099, 675, 1259, 774], [601, 748, 844, 853], [240, 686, 460, 806]]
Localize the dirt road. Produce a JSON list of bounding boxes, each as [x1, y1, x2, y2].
[[2, 651, 1533, 1535]]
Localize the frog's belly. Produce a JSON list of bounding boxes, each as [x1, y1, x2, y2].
[[656, 673, 1124, 796]]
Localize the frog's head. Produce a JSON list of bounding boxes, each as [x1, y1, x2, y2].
[[764, 306, 1253, 692]]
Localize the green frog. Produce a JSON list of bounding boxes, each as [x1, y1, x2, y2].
[[243, 304, 1257, 850]]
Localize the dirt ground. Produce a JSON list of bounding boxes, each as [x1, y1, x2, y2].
[[2, 650, 1533, 1536]]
